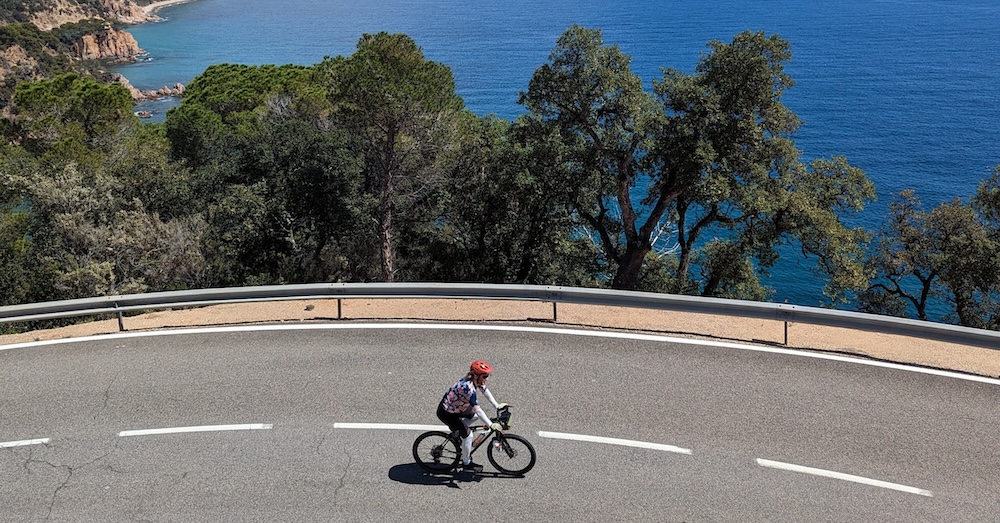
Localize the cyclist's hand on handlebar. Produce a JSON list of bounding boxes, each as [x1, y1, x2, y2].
[[490, 422, 503, 432]]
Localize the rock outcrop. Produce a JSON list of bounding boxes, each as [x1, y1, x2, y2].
[[114, 73, 185, 102], [73, 25, 144, 63], [2, 1, 185, 105], [0, 45, 40, 84], [29, 0, 156, 31]]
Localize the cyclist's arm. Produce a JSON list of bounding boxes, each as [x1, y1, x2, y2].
[[481, 386, 500, 410], [473, 405, 492, 426]]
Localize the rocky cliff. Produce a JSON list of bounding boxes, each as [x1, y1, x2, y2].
[[29, 0, 156, 31], [0, 1, 181, 104], [0, 45, 40, 86], [72, 24, 143, 63]]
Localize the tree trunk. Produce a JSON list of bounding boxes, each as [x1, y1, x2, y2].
[[611, 241, 650, 290], [674, 244, 691, 294], [379, 170, 395, 282]]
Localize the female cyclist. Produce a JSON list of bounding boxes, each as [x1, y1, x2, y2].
[[436, 360, 506, 470]]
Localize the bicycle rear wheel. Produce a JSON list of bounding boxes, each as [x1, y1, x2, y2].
[[487, 433, 536, 475], [412, 431, 461, 473]]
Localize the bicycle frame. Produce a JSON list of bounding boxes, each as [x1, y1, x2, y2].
[[414, 405, 534, 475]]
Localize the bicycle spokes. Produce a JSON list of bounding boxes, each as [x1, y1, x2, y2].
[[413, 431, 462, 472], [499, 439, 517, 458], [486, 433, 536, 475]]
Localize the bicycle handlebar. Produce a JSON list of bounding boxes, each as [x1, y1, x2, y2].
[[492, 405, 513, 430]]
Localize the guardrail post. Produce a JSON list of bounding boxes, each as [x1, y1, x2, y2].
[[553, 302, 558, 323], [115, 303, 124, 332], [784, 321, 788, 346], [337, 298, 342, 320]]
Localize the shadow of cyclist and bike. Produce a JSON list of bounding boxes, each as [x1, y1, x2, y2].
[[387, 463, 526, 488]]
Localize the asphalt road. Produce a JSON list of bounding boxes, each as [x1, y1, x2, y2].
[[1, 324, 998, 522]]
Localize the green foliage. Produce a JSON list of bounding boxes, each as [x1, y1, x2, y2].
[[972, 166, 1000, 226], [320, 32, 464, 282], [3, 25, 997, 332], [3, 160, 205, 299], [165, 62, 366, 286], [0, 23, 80, 104], [0, 74, 206, 304], [0, 0, 145, 23], [11, 73, 136, 164], [519, 26, 875, 301], [0, 19, 124, 107], [165, 64, 321, 167], [181, 63, 314, 118], [695, 240, 771, 301], [423, 112, 599, 285], [862, 183, 1000, 328], [105, 124, 193, 220], [0, 207, 39, 306], [0, 0, 53, 23], [0, 22, 62, 49], [519, 25, 663, 289]]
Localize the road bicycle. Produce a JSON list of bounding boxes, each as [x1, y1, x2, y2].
[[412, 405, 536, 475]]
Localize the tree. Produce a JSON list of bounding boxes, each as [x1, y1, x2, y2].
[[0, 205, 38, 306], [224, 97, 365, 284], [104, 123, 193, 221], [860, 191, 944, 320], [321, 32, 464, 282], [11, 73, 135, 162], [6, 161, 205, 299], [165, 63, 316, 168], [932, 199, 1000, 328], [0, 23, 82, 106], [0, 74, 210, 303], [164, 63, 364, 285], [861, 180, 1000, 328], [424, 112, 599, 285], [966, 167, 1000, 328], [519, 25, 663, 290], [520, 27, 875, 300]]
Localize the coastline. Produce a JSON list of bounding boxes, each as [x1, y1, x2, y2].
[[142, 0, 198, 15], [120, 0, 197, 106]]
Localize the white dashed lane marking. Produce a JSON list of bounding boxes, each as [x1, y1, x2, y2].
[[118, 423, 273, 437], [0, 438, 50, 448], [334, 423, 445, 431], [757, 458, 933, 497], [2, 322, 962, 500], [537, 430, 692, 455]]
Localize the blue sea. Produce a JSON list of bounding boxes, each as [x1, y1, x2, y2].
[[116, 0, 1000, 309]]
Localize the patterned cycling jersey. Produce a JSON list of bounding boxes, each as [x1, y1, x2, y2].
[[440, 377, 484, 415]]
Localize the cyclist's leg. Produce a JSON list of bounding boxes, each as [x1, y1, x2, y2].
[[437, 405, 473, 463], [460, 416, 480, 465], [437, 404, 467, 433]]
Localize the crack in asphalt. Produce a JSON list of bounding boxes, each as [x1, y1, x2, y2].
[[20, 445, 113, 521], [98, 370, 121, 420], [313, 431, 351, 504], [333, 449, 352, 505], [313, 433, 328, 456]]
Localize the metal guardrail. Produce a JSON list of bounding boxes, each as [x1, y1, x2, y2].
[[0, 283, 998, 350]]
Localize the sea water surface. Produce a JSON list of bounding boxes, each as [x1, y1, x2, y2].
[[116, 0, 1000, 308]]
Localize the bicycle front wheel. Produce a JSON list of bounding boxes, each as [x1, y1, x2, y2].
[[412, 431, 461, 473], [487, 433, 536, 475]]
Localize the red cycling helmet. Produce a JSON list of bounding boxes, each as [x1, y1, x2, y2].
[[469, 360, 493, 375]]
